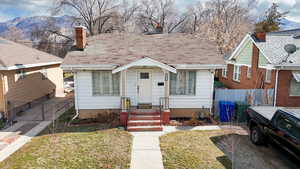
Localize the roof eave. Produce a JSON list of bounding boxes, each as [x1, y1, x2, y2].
[[0, 61, 62, 71]]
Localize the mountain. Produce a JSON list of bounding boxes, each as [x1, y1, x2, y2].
[[280, 18, 300, 31], [0, 15, 76, 40]]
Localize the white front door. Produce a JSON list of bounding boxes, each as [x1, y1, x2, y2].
[[138, 71, 152, 103]]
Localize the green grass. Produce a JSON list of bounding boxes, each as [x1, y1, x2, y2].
[[160, 130, 232, 169], [0, 108, 132, 169]]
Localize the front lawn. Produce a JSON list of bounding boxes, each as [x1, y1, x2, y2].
[[160, 130, 232, 169], [0, 109, 132, 169]]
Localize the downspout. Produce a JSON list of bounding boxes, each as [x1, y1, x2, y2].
[[210, 70, 215, 115], [274, 69, 279, 107], [70, 70, 80, 124]]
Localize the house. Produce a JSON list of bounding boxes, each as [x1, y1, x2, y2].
[[217, 30, 300, 107], [61, 26, 225, 131], [0, 37, 64, 121]]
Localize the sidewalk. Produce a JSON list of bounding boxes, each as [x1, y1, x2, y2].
[[0, 95, 73, 162], [130, 125, 221, 169]]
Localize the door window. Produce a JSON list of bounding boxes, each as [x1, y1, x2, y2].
[[140, 72, 149, 79]]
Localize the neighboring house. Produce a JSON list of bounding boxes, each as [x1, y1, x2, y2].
[[217, 31, 300, 107], [0, 38, 64, 121], [61, 26, 224, 131]]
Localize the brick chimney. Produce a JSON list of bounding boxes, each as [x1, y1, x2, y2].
[[255, 32, 266, 42], [75, 26, 87, 50]]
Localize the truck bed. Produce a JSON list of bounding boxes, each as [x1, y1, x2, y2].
[[249, 106, 282, 121], [250, 106, 300, 120]]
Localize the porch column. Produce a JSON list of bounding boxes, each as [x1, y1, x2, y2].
[[162, 69, 170, 124], [120, 70, 128, 126]]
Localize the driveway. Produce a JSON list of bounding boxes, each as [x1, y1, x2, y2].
[[215, 125, 300, 169]]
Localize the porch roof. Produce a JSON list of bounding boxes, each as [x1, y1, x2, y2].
[[112, 57, 176, 73]]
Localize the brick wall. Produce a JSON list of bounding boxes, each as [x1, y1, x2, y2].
[[276, 70, 300, 107], [218, 44, 275, 89]]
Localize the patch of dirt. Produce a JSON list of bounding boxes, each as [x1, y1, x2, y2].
[[212, 125, 300, 169]]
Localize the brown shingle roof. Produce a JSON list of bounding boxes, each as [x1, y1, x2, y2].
[[0, 37, 62, 69], [63, 33, 224, 66]]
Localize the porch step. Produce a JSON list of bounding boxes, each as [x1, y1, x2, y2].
[[129, 115, 161, 121], [127, 120, 161, 126], [131, 112, 160, 116], [127, 126, 163, 132]]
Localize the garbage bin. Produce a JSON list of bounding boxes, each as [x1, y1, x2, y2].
[[235, 102, 250, 123], [219, 101, 235, 122]]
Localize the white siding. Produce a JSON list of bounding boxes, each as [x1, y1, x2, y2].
[[126, 69, 138, 105], [76, 71, 120, 109], [75, 69, 214, 110], [169, 70, 214, 109], [152, 69, 165, 105]]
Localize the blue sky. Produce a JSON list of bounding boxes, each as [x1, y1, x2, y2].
[[0, 0, 300, 22]]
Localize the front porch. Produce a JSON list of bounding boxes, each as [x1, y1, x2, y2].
[[115, 57, 175, 131]]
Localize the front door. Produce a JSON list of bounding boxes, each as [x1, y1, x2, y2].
[[138, 71, 152, 104]]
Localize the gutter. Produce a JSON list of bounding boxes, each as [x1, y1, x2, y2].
[[274, 69, 279, 107], [0, 61, 62, 70]]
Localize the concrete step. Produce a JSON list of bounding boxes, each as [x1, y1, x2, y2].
[[128, 120, 162, 126], [129, 115, 161, 121], [127, 126, 163, 132], [130, 112, 160, 116]]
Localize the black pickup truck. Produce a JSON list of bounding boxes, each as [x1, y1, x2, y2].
[[247, 106, 300, 161]]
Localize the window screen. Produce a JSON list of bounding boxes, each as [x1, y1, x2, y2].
[[170, 70, 196, 95], [92, 71, 120, 96]]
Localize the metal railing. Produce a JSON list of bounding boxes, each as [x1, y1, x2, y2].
[[121, 97, 131, 113], [159, 97, 169, 122]]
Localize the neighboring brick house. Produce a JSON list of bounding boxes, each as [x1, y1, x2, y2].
[[0, 38, 64, 120], [217, 30, 300, 107]]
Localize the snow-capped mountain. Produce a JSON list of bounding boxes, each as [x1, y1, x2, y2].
[[280, 18, 300, 31], [0, 15, 76, 39]]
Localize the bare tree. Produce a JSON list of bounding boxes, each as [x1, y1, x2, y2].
[[1, 26, 23, 42], [53, 0, 122, 35], [136, 0, 188, 33], [117, 0, 140, 32], [30, 18, 74, 57], [183, 0, 254, 55]]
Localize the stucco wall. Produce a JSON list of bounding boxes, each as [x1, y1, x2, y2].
[[1, 64, 64, 112]]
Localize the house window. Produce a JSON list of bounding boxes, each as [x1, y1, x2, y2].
[[170, 70, 196, 95], [290, 78, 300, 96], [41, 68, 48, 80], [222, 67, 228, 78], [16, 69, 26, 80], [233, 65, 241, 82], [247, 67, 252, 79], [92, 71, 120, 96], [265, 69, 272, 83]]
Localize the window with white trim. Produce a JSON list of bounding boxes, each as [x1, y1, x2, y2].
[[247, 67, 252, 79], [170, 70, 196, 95], [222, 67, 228, 78], [265, 69, 272, 83], [233, 65, 241, 82], [92, 71, 120, 96], [290, 78, 300, 96]]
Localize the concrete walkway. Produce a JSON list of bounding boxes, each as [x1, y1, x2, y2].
[[0, 95, 73, 162], [130, 125, 220, 169]]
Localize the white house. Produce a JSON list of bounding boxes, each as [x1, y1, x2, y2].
[[61, 26, 225, 131]]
